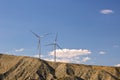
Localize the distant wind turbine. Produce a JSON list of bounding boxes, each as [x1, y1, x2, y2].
[[47, 33, 62, 62], [31, 31, 49, 59]]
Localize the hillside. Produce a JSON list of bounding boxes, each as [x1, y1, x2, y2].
[[0, 54, 120, 80]]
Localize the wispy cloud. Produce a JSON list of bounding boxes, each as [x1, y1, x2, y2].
[[100, 9, 114, 14], [2, 48, 25, 55], [35, 48, 92, 63], [113, 45, 120, 48], [33, 54, 43, 58], [44, 58, 70, 63], [43, 56, 91, 63], [15, 48, 24, 52], [114, 64, 120, 67], [81, 57, 91, 62], [49, 49, 91, 58], [99, 51, 106, 55]]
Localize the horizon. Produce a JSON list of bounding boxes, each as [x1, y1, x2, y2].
[[0, 0, 120, 67]]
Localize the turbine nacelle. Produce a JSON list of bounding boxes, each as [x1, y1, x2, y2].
[[46, 33, 62, 62], [31, 31, 49, 59]]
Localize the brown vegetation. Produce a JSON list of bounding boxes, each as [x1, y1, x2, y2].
[[0, 54, 120, 80]]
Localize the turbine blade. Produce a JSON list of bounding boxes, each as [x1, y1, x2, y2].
[[56, 44, 62, 50], [45, 43, 54, 46], [44, 33, 50, 36], [57, 44, 64, 53], [31, 31, 40, 38], [40, 33, 50, 38]]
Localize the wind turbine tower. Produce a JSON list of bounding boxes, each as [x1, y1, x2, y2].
[[47, 33, 62, 62], [31, 31, 48, 59]]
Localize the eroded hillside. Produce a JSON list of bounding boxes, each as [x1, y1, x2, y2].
[[0, 54, 120, 80]]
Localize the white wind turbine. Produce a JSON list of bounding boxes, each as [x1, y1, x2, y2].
[[47, 33, 62, 62], [31, 31, 49, 59]]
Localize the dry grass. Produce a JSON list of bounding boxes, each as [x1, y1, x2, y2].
[[0, 54, 120, 80]]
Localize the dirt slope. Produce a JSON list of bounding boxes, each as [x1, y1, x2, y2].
[[0, 54, 120, 80]]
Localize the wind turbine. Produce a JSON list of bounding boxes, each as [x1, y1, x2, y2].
[[47, 33, 62, 62], [31, 31, 49, 59]]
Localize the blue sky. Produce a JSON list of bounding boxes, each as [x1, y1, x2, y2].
[[0, 0, 120, 66]]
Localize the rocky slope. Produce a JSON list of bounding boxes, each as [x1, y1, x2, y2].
[[0, 54, 120, 80]]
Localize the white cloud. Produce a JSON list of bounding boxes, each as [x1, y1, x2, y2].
[[15, 48, 24, 52], [114, 64, 120, 67], [81, 57, 91, 62], [100, 9, 114, 14], [33, 54, 43, 58], [44, 58, 70, 63], [49, 49, 91, 58], [44, 58, 54, 62], [33, 54, 72, 63], [38, 49, 92, 63], [43, 56, 91, 63], [2, 48, 25, 56], [99, 51, 106, 54]]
